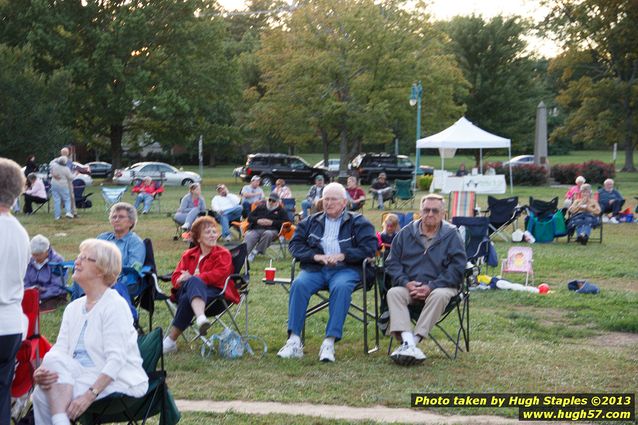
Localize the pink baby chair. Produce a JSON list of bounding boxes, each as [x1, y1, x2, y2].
[[500, 246, 534, 286]]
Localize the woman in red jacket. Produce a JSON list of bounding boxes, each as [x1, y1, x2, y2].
[[162, 216, 236, 354]]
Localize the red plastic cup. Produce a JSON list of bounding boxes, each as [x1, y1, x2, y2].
[[538, 283, 550, 294], [265, 267, 276, 281]]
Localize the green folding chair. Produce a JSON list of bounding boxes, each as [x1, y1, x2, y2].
[[78, 328, 181, 425]]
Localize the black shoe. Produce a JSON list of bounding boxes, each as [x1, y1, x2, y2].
[[575, 234, 583, 244], [582, 235, 589, 245]]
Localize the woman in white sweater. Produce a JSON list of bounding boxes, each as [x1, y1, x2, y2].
[[0, 158, 30, 425], [32, 239, 148, 425]]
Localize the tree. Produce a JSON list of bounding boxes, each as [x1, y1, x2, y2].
[[251, 0, 466, 174], [0, 0, 238, 168], [0, 44, 71, 161], [442, 15, 546, 164], [541, 0, 638, 171]]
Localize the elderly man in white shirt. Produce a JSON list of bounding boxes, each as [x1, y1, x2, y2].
[[211, 184, 243, 242]]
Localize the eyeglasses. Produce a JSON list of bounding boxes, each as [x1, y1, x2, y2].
[[109, 214, 129, 221], [76, 254, 97, 263], [422, 208, 441, 215], [268, 198, 278, 203]]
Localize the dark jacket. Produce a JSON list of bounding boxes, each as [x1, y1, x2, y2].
[[386, 219, 466, 291], [289, 211, 377, 272], [247, 204, 288, 231]]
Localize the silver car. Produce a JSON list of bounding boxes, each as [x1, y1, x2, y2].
[[113, 162, 201, 186]]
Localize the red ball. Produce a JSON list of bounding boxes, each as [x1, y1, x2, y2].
[[538, 283, 550, 294]]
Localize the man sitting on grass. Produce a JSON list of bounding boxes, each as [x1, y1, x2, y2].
[[385, 194, 466, 365], [597, 178, 625, 223]]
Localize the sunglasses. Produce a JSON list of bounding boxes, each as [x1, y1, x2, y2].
[[422, 208, 441, 215]]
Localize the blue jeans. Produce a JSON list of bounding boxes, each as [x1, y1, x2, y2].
[[172, 276, 223, 331], [174, 208, 201, 229], [287, 266, 360, 341], [51, 185, 71, 219], [219, 205, 242, 237], [301, 200, 312, 217], [134, 192, 154, 213], [569, 213, 599, 237]]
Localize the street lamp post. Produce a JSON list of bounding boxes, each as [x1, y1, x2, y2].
[[410, 81, 423, 188]]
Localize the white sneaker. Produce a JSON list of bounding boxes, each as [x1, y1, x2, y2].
[[223, 235, 233, 242], [248, 249, 258, 262], [181, 223, 189, 230], [162, 337, 177, 354], [609, 217, 619, 224], [65, 213, 74, 219], [277, 339, 304, 359], [602, 215, 610, 223], [319, 341, 335, 362], [390, 342, 426, 365], [196, 315, 211, 336]]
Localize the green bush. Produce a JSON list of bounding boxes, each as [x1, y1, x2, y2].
[[417, 175, 432, 191], [491, 162, 548, 186], [551, 161, 615, 185]]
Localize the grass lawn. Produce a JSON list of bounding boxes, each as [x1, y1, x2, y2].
[[20, 150, 638, 423]]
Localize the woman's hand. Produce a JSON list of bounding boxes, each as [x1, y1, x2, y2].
[[33, 367, 58, 390], [66, 391, 96, 420], [177, 270, 192, 284]]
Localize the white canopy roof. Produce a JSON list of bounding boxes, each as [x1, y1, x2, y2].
[[416, 117, 510, 149]]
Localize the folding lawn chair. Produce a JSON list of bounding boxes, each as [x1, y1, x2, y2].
[[381, 211, 420, 229], [132, 179, 164, 214], [102, 186, 128, 212], [500, 246, 534, 286], [126, 239, 161, 332], [73, 178, 93, 210], [289, 257, 380, 355], [393, 179, 415, 209], [78, 328, 181, 425], [451, 216, 492, 265], [11, 288, 52, 423], [448, 191, 477, 219], [485, 196, 522, 242], [525, 197, 563, 243], [282, 198, 298, 222], [32, 179, 52, 214]]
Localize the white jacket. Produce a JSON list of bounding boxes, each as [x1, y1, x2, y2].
[[46, 288, 148, 392]]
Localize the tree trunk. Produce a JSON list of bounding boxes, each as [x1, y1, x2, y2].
[[110, 123, 124, 170], [338, 126, 349, 184], [621, 88, 636, 172]]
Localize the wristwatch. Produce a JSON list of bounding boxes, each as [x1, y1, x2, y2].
[[88, 386, 99, 398]]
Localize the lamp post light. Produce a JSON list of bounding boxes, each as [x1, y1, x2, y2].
[[410, 81, 423, 188]]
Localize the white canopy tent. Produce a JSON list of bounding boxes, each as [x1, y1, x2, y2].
[[416, 117, 514, 192]]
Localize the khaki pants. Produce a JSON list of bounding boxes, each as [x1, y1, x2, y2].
[[387, 286, 457, 339]]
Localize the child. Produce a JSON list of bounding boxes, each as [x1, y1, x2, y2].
[[377, 213, 399, 333]]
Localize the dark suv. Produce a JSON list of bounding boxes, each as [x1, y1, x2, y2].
[[239, 153, 328, 187], [349, 153, 415, 184]]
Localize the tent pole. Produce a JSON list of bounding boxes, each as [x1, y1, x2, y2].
[[508, 145, 514, 194], [480, 148, 483, 173]]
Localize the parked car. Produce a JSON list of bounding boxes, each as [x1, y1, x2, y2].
[[238, 153, 328, 187], [86, 161, 112, 178], [348, 153, 415, 184], [112, 162, 201, 186], [314, 159, 340, 178], [503, 155, 534, 167], [22, 162, 93, 186]]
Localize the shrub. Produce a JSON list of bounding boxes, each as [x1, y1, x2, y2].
[[551, 163, 580, 184], [580, 160, 615, 185], [551, 161, 614, 185], [507, 164, 548, 186], [417, 175, 432, 191]]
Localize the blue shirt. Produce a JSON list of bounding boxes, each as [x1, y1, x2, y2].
[[321, 212, 344, 256], [97, 231, 146, 282]]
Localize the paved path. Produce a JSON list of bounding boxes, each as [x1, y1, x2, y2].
[[176, 400, 561, 424]]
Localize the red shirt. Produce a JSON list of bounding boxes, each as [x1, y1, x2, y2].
[[346, 187, 365, 201], [171, 244, 239, 304]]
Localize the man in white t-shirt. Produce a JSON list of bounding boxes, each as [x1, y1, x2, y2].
[[240, 175, 265, 218], [211, 184, 243, 242]]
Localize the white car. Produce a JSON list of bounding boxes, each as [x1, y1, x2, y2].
[[503, 155, 535, 167], [314, 159, 340, 177], [113, 162, 201, 186]]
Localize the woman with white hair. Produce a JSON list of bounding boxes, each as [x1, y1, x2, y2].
[[24, 234, 67, 311], [567, 184, 601, 245], [0, 158, 31, 424], [564, 175, 586, 209], [32, 239, 148, 424], [49, 156, 74, 220]]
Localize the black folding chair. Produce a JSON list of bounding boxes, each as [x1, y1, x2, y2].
[[289, 257, 380, 355], [31, 179, 51, 214], [485, 196, 522, 242], [78, 328, 181, 425], [73, 178, 93, 210], [127, 239, 160, 333]]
